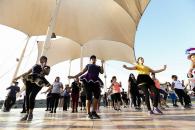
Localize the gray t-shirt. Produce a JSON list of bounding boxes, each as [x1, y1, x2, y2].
[[51, 82, 63, 94]]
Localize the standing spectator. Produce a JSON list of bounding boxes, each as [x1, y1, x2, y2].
[[80, 86, 86, 111], [63, 85, 71, 111], [20, 91, 27, 113], [71, 78, 81, 113], [4, 81, 20, 112], [172, 75, 191, 108]]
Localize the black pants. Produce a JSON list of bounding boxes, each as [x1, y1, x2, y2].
[[159, 89, 168, 101], [130, 89, 141, 107], [80, 96, 86, 108], [46, 96, 52, 110], [50, 93, 60, 112], [175, 88, 190, 106], [25, 81, 42, 111], [139, 84, 159, 111], [4, 96, 16, 111], [63, 96, 70, 110]]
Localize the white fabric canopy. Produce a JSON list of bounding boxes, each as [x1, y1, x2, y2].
[[37, 38, 135, 66], [0, 0, 150, 65]]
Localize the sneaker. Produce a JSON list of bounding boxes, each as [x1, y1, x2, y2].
[[27, 114, 33, 121], [92, 111, 100, 119], [153, 108, 163, 115], [20, 114, 28, 121], [88, 112, 93, 119], [148, 110, 154, 115]]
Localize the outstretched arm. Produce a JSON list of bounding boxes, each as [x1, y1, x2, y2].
[[150, 65, 167, 73], [123, 65, 137, 70], [68, 66, 88, 79], [14, 69, 32, 81]]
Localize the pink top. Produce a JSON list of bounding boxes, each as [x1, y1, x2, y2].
[[154, 79, 160, 89], [112, 82, 121, 93]]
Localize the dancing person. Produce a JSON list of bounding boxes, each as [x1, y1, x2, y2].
[[110, 76, 122, 111], [70, 78, 81, 113], [128, 73, 141, 110], [68, 55, 104, 119], [123, 57, 166, 115], [44, 77, 63, 113], [14, 56, 51, 121], [186, 48, 195, 92], [3, 81, 20, 112], [171, 75, 191, 108]]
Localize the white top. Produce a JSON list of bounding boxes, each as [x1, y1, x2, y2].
[[172, 80, 184, 90], [51, 82, 63, 94]]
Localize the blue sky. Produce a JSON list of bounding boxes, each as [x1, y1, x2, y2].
[[0, 0, 195, 99]]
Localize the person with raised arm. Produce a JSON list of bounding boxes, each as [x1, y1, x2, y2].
[[14, 56, 51, 121], [123, 57, 166, 115], [68, 55, 104, 119]]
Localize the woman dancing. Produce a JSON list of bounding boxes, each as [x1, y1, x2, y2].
[[123, 57, 166, 115], [14, 56, 51, 121]]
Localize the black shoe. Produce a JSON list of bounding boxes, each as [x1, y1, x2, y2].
[[92, 111, 100, 119], [20, 114, 28, 121], [54, 110, 56, 113], [45, 109, 49, 111], [72, 110, 75, 113], [88, 112, 93, 119], [27, 114, 33, 121], [50, 111, 53, 113], [21, 111, 26, 113]]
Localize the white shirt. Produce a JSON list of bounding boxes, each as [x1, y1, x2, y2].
[[172, 80, 184, 90], [51, 82, 63, 94]]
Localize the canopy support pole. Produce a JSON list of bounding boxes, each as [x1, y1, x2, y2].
[[68, 60, 72, 84], [41, 0, 62, 56], [11, 36, 30, 83], [80, 46, 83, 71], [104, 61, 107, 93]]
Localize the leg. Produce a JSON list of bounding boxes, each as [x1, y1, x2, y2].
[[175, 89, 184, 106], [140, 84, 151, 111]]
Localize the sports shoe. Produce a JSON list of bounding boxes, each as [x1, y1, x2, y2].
[[153, 108, 163, 115], [88, 112, 93, 119], [148, 110, 154, 115], [20, 114, 28, 121], [92, 111, 100, 119], [27, 114, 33, 121]]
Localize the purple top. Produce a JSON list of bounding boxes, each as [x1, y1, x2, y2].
[[80, 64, 103, 86]]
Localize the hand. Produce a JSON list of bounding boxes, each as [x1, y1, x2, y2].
[[68, 76, 74, 79], [123, 65, 127, 68], [163, 65, 167, 70]]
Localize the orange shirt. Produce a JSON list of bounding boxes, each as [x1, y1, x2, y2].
[[112, 82, 121, 93]]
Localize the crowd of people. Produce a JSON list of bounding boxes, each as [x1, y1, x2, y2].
[[2, 47, 195, 121]]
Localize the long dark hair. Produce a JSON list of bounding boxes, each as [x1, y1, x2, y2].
[[128, 73, 136, 83]]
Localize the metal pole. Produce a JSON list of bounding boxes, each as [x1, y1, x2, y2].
[[11, 36, 30, 83], [41, 0, 62, 56], [80, 46, 83, 71], [68, 60, 72, 84], [104, 61, 107, 93]]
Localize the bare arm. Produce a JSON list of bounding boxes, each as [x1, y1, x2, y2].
[[14, 69, 32, 81], [150, 65, 167, 73], [123, 65, 137, 70], [68, 66, 88, 79]]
